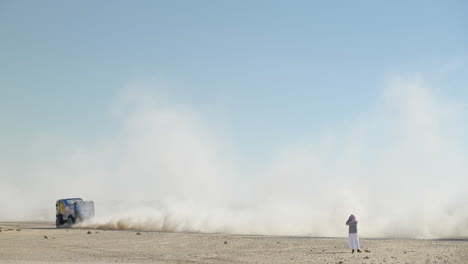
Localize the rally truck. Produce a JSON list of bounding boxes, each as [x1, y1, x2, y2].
[[55, 198, 94, 228]]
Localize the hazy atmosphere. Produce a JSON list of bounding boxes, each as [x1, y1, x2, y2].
[[1, 1, 468, 239]]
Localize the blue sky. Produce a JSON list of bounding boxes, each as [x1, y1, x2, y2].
[[1, 0, 467, 169], [2, 1, 468, 236]]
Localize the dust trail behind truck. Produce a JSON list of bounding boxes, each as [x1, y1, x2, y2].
[[56, 198, 94, 228]]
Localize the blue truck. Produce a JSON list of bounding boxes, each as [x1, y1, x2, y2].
[[55, 198, 95, 228]]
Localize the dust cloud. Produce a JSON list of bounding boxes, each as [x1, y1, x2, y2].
[[2, 76, 468, 238]]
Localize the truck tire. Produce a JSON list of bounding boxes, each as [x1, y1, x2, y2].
[[68, 216, 74, 227], [56, 217, 61, 228]]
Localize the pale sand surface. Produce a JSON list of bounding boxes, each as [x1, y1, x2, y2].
[[0, 222, 467, 264]]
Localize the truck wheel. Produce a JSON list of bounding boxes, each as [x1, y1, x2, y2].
[[56, 217, 61, 228], [68, 216, 73, 227]]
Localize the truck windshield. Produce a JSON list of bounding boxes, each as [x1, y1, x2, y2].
[[64, 199, 82, 205]]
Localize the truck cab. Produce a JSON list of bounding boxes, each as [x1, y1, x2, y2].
[[56, 198, 94, 228]]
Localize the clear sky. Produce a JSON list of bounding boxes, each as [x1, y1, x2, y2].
[[2, 1, 466, 163], [1, 1, 468, 236]]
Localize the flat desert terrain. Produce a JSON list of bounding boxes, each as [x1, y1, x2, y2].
[[0, 221, 466, 264]]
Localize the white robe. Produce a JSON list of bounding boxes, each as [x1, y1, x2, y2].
[[348, 233, 360, 250]]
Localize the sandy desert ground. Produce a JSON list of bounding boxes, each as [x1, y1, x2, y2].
[[0, 221, 466, 264]]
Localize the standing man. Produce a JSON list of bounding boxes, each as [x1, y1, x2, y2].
[[346, 214, 362, 253]]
